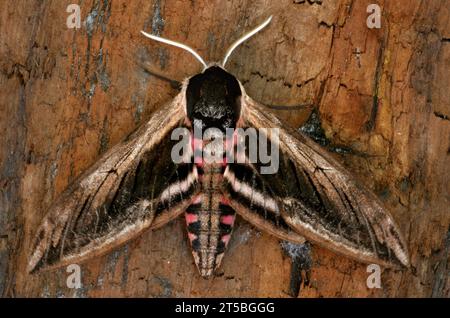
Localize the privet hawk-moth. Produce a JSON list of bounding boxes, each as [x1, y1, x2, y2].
[[28, 16, 409, 278]]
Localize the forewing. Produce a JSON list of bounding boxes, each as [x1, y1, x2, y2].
[[28, 96, 198, 272], [229, 97, 409, 268]]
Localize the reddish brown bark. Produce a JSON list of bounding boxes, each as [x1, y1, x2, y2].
[[0, 0, 448, 297]]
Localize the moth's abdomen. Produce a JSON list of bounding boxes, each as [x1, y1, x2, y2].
[[185, 162, 236, 278]]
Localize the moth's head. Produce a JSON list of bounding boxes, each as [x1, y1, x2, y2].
[[185, 65, 241, 131], [141, 16, 272, 131]]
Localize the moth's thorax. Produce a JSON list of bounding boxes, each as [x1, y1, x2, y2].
[[186, 66, 242, 132]]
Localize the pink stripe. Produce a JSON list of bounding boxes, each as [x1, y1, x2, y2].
[[225, 136, 234, 152], [221, 196, 230, 205], [194, 156, 204, 166], [192, 136, 203, 149], [192, 195, 202, 204], [221, 215, 235, 225], [185, 213, 198, 224], [222, 234, 231, 245], [188, 232, 197, 242], [192, 138, 203, 151]]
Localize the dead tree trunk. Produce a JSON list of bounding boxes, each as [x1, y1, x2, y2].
[[0, 0, 448, 297]]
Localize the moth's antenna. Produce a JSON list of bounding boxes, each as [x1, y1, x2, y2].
[[141, 31, 208, 70], [222, 16, 273, 68]]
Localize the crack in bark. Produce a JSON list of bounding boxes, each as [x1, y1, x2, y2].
[[293, 0, 322, 5], [83, 0, 112, 100], [248, 71, 317, 90], [433, 111, 450, 121], [430, 229, 449, 297]]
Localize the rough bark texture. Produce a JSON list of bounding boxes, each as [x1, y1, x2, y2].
[[1, 0, 449, 297]]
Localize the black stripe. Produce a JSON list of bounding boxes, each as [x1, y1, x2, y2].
[[216, 241, 226, 254], [228, 163, 265, 193], [186, 203, 202, 214], [107, 170, 131, 218], [197, 165, 205, 175], [191, 238, 200, 251], [218, 203, 235, 216], [219, 223, 233, 235], [187, 221, 201, 234], [172, 163, 195, 181]]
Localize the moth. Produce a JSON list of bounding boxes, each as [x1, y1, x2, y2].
[[28, 16, 410, 278]]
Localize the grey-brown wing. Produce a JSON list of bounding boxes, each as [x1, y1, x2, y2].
[[28, 96, 198, 272], [228, 97, 410, 268]]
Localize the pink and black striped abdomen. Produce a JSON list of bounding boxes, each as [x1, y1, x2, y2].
[[185, 164, 235, 277], [185, 162, 236, 278]]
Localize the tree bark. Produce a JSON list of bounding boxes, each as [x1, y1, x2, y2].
[[0, 0, 448, 297]]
